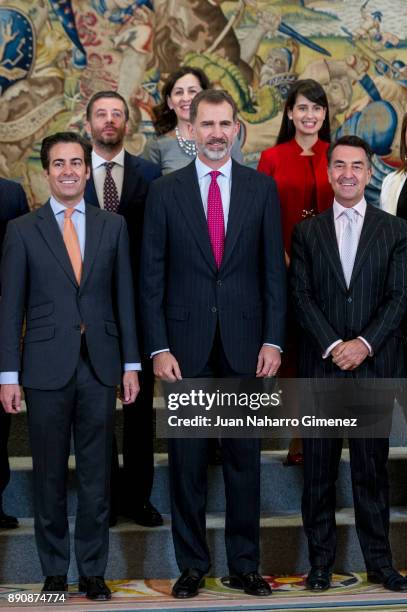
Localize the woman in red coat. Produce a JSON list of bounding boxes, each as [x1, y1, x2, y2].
[[258, 79, 333, 256], [258, 79, 333, 464]]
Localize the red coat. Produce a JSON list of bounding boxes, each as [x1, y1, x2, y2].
[[258, 138, 333, 253]]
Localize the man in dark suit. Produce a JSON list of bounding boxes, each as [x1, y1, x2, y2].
[[0, 132, 140, 599], [291, 135, 407, 592], [140, 89, 286, 598], [0, 177, 29, 529], [84, 91, 162, 528]]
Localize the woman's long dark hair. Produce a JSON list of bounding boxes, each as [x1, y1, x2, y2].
[[152, 67, 211, 135], [276, 79, 331, 145]]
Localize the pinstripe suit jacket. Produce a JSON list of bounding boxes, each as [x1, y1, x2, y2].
[[290, 203, 407, 378], [140, 159, 286, 377]]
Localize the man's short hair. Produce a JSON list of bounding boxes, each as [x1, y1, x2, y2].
[[86, 90, 130, 122], [41, 132, 92, 170], [327, 135, 373, 167], [189, 89, 238, 124]]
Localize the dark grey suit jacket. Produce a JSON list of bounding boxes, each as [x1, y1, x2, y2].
[[0, 201, 139, 389], [140, 160, 286, 376], [290, 204, 407, 378]]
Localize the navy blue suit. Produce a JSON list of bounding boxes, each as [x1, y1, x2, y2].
[[0, 178, 29, 514], [85, 151, 161, 516], [140, 160, 286, 574]]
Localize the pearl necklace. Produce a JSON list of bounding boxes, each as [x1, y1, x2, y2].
[[175, 126, 196, 157]]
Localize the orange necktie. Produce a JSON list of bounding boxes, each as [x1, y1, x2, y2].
[[63, 208, 82, 284]]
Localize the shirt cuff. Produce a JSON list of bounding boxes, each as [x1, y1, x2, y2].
[[357, 336, 373, 356], [323, 340, 343, 359], [0, 372, 19, 384], [263, 343, 282, 353], [151, 349, 170, 358], [124, 363, 142, 371]]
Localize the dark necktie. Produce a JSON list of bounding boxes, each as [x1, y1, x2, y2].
[[207, 170, 225, 268], [103, 162, 119, 213]]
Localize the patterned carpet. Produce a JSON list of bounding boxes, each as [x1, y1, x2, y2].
[[2, 573, 407, 611]]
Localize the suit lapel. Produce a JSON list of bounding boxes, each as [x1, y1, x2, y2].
[[85, 174, 99, 208], [36, 201, 78, 287], [81, 203, 106, 289], [119, 151, 137, 212], [316, 209, 348, 293], [349, 204, 384, 288], [175, 162, 217, 271], [220, 161, 253, 270]]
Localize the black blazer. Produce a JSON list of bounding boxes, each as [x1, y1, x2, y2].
[[290, 204, 407, 377], [140, 160, 286, 376], [85, 151, 161, 256], [0, 202, 139, 389], [0, 177, 29, 258]]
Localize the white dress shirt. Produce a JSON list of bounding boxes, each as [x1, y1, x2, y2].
[[91, 149, 125, 207], [323, 197, 372, 358], [0, 197, 139, 385]]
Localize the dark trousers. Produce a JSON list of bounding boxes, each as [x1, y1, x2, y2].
[[0, 408, 11, 509], [110, 358, 155, 514], [25, 347, 116, 577], [168, 334, 261, 575], [302, 437, 392, 571]]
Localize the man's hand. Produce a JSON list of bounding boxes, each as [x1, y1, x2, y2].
[[153, 351, 182, 382], [256, 346, 281, 377], [121, 371, 140, 404], [331, 339, 369, 370], [0, 384, 21, 413]]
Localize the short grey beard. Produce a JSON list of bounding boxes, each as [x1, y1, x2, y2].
[[199, 142, 231, 161]]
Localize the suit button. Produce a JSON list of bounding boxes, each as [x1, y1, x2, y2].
[[347, 297, 352, 303], [211, 306, 217, 313], [217, 280, 222, 287]]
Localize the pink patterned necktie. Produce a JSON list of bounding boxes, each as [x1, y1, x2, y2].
[[103, 161, 119, 212], [207, 170, 225, 268]]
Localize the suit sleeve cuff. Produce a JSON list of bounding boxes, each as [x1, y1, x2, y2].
[[124, 363, 142, 371], [263, 343, 282, 353], [151, 348, 170, 358], [0, 372, 19, 384], [323, 340, 342, 359]]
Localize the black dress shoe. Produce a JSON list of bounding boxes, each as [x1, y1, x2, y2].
[[367, 567, 407, 591], [133, 501, 163, 527], [79, 576, 111, 600], [42, 576, 68, 593], [172, 569, 205, 598], [228, 571, 272, 596], [0, 511, 19, 529], [306, 567, 331, 591]]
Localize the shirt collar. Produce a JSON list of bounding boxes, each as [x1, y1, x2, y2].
[[333, 197, 366, 221], [92, 148, 125, 170], [50, 196, 86, 216], [195, 156, 232, 180]]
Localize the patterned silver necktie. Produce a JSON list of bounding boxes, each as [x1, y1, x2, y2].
[[103, 161, 119, 213], [340, 208, 358, 287]]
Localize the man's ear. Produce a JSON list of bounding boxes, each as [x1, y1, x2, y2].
[[84, 121, 92, 139], [187, 122, 194, 140]]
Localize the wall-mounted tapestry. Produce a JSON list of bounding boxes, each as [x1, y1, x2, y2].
[[0, 0, 406, 206]]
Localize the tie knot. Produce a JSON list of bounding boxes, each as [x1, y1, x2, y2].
[[64, 207, 75, 219], [210, 170, 221, 181], [105, 161, 115, 172], [343, 208, 357, 222]]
